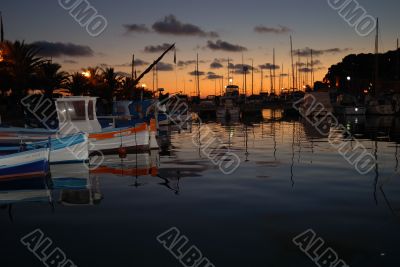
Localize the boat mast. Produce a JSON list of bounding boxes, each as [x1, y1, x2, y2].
[[290, 36, 295, 92], [251, 59, 254, 96], [273, 48, 276, 95], [269, 66, 273, 94], [131, 54, 135, 80], [1, 11, 4, 43], [396, 38, 399, 80], [152, 66, 155, 93], [261, 68, 264, 94], [196, 53, 200, 98], [374, 18, 379, 95], [280, 63, 283, 93], [297, 49, 301, 90], [227, 58, 230, 86], [242, 53, 245, 94], [311, 49, 314, 87], [304, 57, 311, 85]]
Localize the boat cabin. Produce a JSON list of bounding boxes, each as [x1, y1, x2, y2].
[[225, 85, 240, 97], [55, 97, 102, 134]]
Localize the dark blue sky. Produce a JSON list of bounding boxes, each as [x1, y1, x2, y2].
[[2, 0, 400, 94]]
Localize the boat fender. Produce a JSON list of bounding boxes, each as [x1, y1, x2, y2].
[[118, 146, 127, 159]]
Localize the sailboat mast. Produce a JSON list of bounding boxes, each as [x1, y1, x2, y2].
[[290, 36, 295, 92], [251, 59, 254, 95], [155, 64, 159, 91], [269, 67, 273, 94], [374, 18, 379, 95], [279, 63, 285, 93], [261, 69, 263, 94], [311, 49, 314, 87], [1, 12, 4, 43], [273, 48, 276, 94], [131, 54, 135, 80], [197, 53, 200, 98], [306, 58, 309, 86], [396, 38, 399, 80], [242, 53, 245, 94], [297, 49, 301, 90], [152, 66, 155, 93], [227, 58, 230, 86]]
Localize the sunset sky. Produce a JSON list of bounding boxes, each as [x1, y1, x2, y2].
[[2, 0, 400, 96]]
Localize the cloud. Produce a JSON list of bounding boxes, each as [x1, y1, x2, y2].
[[63, 59, 78, 64], [117, 72, 131, 77], [254, 25, 292, 34], [189, 70, 205, 76], [259, 63, 280, 70], [156, 62, 174, 71], [32, 41, 94, 57], [98, 63, 109, 68], [296, 60, 322, 67], [116, 59, 149, 67], [123, 24, 150, 34], [152, 15, 218, 38], [178, 60, 196, 67], [135, 59, 149, 66], [299, 67, 324, 73], [294, 47, 351, 57], [207, 40, 247, 52], [206, 72, 223, 80], [144, 43, 173, 53], [299, 67, 312, 73], [230, 63, 256, 74], [177, 60, 206, 67], [210, 58, 231, 69], [210, 61, 223, 69]]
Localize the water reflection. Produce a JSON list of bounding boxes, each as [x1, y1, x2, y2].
[[1, 109, 400, 266], [0, 175, 53, 221], [51, 164, 103, 206]]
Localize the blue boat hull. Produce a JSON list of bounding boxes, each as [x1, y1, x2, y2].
[[0, 160, 49, 180]]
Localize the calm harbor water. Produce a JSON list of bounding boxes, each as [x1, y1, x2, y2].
[[1, 109, 400, 267]]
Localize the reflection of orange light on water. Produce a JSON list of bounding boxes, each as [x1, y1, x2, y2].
[[262, 109, 283, 120], [91, 166, 158, 177], [0, 49, 4, 62]]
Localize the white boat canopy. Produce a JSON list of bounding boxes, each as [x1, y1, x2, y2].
[[55, 97, 102, 135]]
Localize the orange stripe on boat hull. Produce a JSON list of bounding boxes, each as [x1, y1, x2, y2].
[[0, 171, 48, 181], [89, 124, 148, 141]]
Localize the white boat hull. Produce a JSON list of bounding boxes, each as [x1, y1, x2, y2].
[[89, 124, 150, 154], [50, 139, 89, 164]]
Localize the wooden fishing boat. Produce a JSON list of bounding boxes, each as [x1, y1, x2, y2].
[[0, 133, 89, 164], [0, 147, 50, 180], [55, 97, 154, 154], [0, 97, 157, 154]]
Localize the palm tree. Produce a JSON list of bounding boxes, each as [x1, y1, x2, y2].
[[83, 66, 102, 95], [37, 62, 69, 96], [101, 67, 121, 100], [68, 72, 89, 96], [119, 77, 135, 99], [1, 40, 44, 98]]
